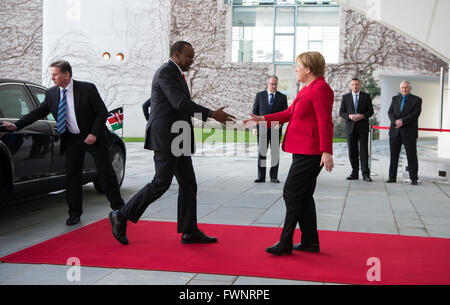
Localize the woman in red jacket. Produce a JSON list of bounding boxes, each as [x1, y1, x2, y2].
[[244, 51, 334, 255]]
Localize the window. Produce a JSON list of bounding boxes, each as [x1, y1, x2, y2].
[[0, 84, 33, 119], [297, 5, 340, 63], [231, 1, 340, 64], [28, 85, 55, 121], [232, 6, 274, 62]]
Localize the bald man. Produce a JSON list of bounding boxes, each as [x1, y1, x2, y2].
[[387, 81, 422, 185]]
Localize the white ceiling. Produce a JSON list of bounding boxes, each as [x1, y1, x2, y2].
[[336, 0, 450, 63]]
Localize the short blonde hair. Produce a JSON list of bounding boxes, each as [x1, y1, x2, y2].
[[296, 51, 326, 77]]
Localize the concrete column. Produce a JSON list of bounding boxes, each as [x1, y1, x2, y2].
[[437, 65, 450, 158]]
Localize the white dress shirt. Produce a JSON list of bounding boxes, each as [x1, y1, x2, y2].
[[169, 58, 185, 78], [61, 79, 80, 134]]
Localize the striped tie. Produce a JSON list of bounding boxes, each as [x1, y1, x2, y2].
[[56, 88, 67, 134]]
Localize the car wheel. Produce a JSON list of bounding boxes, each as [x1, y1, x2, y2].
[[93, 144, 125, 193]]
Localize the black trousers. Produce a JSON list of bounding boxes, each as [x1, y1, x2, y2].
[[389, 136, 418, 180], [347, 128, 370, 176], [280, 154, 323, 245], [120, 152, 198, 234], [257, 129, 281, 181], [65, 133, 124, 217]]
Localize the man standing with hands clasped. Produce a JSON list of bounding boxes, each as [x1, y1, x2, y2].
[[387, 81, 422, 185], [252, 75, 288, 183], [339, 78, 374, 182], [109, 41, 236, 246]]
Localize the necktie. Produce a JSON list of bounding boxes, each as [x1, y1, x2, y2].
[[269, 93, 274, 112], [400, 96, 407, 112], [354, 94, 359, 114], [182, 73, 186, 82], [56, 88, 67, 134]]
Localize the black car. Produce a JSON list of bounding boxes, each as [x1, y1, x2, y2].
[[0, 78, 126, 202]]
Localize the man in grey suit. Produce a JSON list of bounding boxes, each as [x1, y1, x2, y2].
[[387, 81, 422, 185], [109, 41, 235, 245], [252, 76, 288, 183]]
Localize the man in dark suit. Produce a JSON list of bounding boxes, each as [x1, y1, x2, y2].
[[1, 60, 124, 225], [339, 78, 374, 182], [387, 81, 422, 185], [252, 76, 288, 183], [142, 98, 151, 121], [109, 41, 235, 245]]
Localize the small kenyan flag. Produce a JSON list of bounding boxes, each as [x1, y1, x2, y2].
[[108, 107, 123, 131]]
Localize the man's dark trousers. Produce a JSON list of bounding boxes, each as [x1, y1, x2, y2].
[[347, 125, 370, 177], [389, 136, 418, 181], [65, 132, 124, 217], [120, 152, 198, 234], [257, 128, 281, 181]]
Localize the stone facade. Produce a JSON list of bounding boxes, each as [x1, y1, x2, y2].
[[0, 0, 43, 84]]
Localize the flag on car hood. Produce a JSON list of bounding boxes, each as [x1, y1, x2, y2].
[[108, 107, 123, 131]]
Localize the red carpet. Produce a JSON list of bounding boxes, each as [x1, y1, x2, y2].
[[2, 220, 450, 285]]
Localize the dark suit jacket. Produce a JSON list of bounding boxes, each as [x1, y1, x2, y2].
[[142, 98, 151, 121], [339, 91, 374, 135], [14, 80, 111, 148], [252, 90, 288, 135], [388, 94, 422, 139], [144, 60, 210, 154]]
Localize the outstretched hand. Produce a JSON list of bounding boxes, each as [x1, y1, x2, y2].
[[210, 106, 236, 124], [243, 114, 265, 127]]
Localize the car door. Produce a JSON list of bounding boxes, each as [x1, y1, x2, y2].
[[0, 83, 53, 185], [27, 84, 66, 177]]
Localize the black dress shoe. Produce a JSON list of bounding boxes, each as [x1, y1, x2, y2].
[[363, 175, 373, 182], [182, 230, 218, 244], [254, 179, 265, 183], [386, 178, 396, 183], [346, 175, 359, 180], [293, 243, 320, 253], [270, 178, 280, 183], [108, 211, 129, 245], [65, 216, 80, 226], [265, 242, 293, 256], [411, 179, 418, 185]]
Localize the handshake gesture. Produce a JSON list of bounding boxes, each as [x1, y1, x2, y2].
[[210, 106, 236, 124]]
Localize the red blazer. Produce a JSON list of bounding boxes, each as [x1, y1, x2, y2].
[[264, 76, 334, 155]]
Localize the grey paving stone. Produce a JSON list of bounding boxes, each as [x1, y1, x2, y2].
[[233, 276, 323, 285], [94, 268, 195, 285], [0, 263, 114, 285], [398, 228, 429, 237]]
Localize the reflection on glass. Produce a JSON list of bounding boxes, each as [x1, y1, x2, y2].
[[297, 5, 340, 63], [274, 35, 294, 62], [232, 6, 274, 62], [276, 0, 295, 4], [231, 3, 340, 64], [275, 6, 295, 34], [274, 64, 297, 105]]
